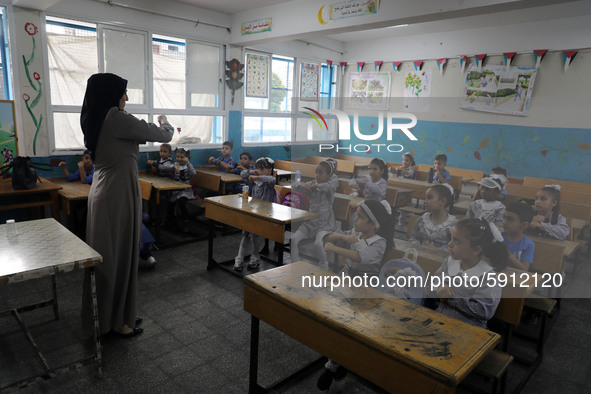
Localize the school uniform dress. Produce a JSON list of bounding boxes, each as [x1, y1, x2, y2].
[[349, 177, 387, 201], [213, 155, 237, 172], [171, 162, 196, 202], [394, 166, 415, 179], [532, 211, 570, 240], [410, 212, 457, 250], [151, 158, 175, 179], [84, 107, 173, 335], [425, 257, 501, 329], [341, 230, 386, 277], [502, 232, 535, 268], [465, 199, 505, 227], [66, 166, 95, 184], [433, 169, 451, 183]]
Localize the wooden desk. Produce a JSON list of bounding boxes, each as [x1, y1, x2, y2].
[[138, 172, 191, 204], [205, 195, 317, 267], [194, 167, 243, 194], [274, 169, 293, 185], [0, 177, 62, 221], [244, 262, 501, 393], [453, 200, 471, 216], [50, 177, 91, 215], [527, 234, 579, 259], [388, 177, 431, 200], [0, 218, 102, 391]]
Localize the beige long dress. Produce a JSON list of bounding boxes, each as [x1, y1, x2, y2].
[[83, 107, 173, 335]]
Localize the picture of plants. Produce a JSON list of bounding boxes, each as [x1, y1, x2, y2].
[[346, 72, 390, 110]]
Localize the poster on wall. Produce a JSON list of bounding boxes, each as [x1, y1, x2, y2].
[[345, 72, 390, 110], [403, 70, 432, 113], [318, 0, 379, 23], [241, 18, 272, 35], [246, 53, 269, 98], [0, 100, 17, 176], [300, 63, 320, 101], [460, 64, 538, 116]]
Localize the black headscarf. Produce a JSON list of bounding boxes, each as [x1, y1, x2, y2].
[[80, 73, 128, 160]]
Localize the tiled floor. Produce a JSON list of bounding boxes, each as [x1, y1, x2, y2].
[[1, 218, 590, 393]]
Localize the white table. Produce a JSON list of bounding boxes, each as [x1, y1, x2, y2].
[[0, 218, 103, 391]]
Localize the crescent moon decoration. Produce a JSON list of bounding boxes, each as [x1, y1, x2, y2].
[[318, 5, 328, 24]]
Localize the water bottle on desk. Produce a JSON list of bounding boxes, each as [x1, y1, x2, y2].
[[295, 169, 301, 183]]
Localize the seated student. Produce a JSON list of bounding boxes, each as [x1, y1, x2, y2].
[[432, 153, 451, 184], [528, 185, 570, 240], [167, 148, 196, 231], [208, 140, 237, 173], [389, 151, 416, 179], [234, 151, 256, 192], [465, 175, 506, 227], [502, 202, 535, 271], [473, 167, 507, 202], [147, 143, 174, 179], [349, 158, 388, 201], [58, 150, 95, 184], [410, 184, 457, 250], [425, 218, 507, 329]]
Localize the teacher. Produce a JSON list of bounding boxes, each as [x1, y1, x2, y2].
[[81, 73, 173, 337]]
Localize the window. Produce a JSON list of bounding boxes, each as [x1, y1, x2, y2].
[[46, 16, 225, 152], [0, 8, 11, 100]]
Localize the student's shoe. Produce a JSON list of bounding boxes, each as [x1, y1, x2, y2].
[[146, 256, 156, 267], [113, 327, 143, 338], [317, 368, 335, 391], [248, 257, 260, 269], [233, 258, 244, 271]]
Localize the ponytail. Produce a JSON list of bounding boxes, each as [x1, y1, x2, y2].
[[455, 218, 508, 271], [361, 199, 395, 250]]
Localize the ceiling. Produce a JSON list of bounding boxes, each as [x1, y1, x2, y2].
[[172, 0, 293, 14]]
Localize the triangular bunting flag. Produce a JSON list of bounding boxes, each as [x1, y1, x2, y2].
[[533, 50, 548, 68], [374, 61, 383, 72], [503, 52, 516, 67], [436, 58, 447, 75], [340, 62, 347, 74], [357, 62, 365, 72], [327, 60, 333, 68], [474, 54, 487, 69], [393, 61, 402, 71], [459, 56, 468, 72], [413, 60, 423, 71], [562, 50, 578, 72]]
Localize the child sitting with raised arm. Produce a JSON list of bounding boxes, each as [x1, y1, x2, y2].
[[58, 150, 95, 184], [502, 202, 535, 271], [528, 185, 570, 240], [432, 154, 451, 184], [233, 157, 276, 271], [349, 158, 388, 201], [167, 148, 196, 230], [147, 143, 174, 179], [410, 184, 457, 250], [234, 151, 257, 192], [290, 158, 338, 264], [465, 175, 506, 227], [425, 218, 508, 329], [208, 140, 237, 173], [389, 151, 416, 179], [473, 167, 507, 202]]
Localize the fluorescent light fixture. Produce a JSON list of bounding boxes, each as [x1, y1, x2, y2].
[[387, 24, 409, 29]]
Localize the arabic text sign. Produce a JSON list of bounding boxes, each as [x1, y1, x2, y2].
[[241, 18, 272, 35]]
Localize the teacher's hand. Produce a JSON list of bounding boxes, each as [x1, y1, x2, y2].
[[157, 115, 168, 125]]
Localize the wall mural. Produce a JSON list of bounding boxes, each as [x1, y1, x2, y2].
[[22, 22, 43, 155]]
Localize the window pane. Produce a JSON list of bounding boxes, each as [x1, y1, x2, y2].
[[53, 112, 84, 149], [244, 116, 290, 143], [103, 29, 145, 105], [271, 56, 293, 113], [47, 17, 97, 106], [295, 117, 336, 142], [320, 63, 336, 110], [161, 114, 222, 145], [188, 42, 220, 108], [153, 35, 186, 109]]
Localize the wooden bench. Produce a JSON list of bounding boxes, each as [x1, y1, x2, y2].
[[292, 156, 356, 176], [188, 171, 221, 209], [505, 183, 591, 206], [523, 176, 591, 194], [415, 170, 463, 200], [274, 160, 317, 180], [418, 164, 483, 184]]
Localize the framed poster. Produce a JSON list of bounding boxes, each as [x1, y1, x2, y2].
[[0, 100, 17, 175], [300, 62, 320, 102], [246, 53, 270, 98], [345, 72, 390, 110]]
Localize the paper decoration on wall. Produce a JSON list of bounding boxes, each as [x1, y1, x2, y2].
[[562, 50, 578, 72], [318, 0, 379, 24], [0, 101, 17, 176], [345, 72, 391, 110], [374, 61, 382, 71], [460, 64, 538, 116], [474, 54, 487, 69], [436, 58, 447, 75], [357, 62, 365, 72], [533, 50, 548, 68], [502, 52, 516, 67], [327, 60, 333, 68], [413, 61, 423, 71], [403, 70, 432, 113], [21, 22, 44, 155], [225, 58, 244, 105], [393, 61, 402, 71], [340, 62, 347, 74], [459, 56, 468, 72], [241, 18, 272, 35], [246, 53, 269, 98], [300, 62, 320, 102]]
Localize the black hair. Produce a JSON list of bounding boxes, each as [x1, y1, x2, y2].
[[454, 218, 508, 271], [255, 157, 274, 171], [318, 158, 336, 176], [370, 158, 389, 181], [175, 147, 190, 158], [222, 140, 233, 149], [506, 201, 535, 223], [491, 167, 507, 176], [240, 151, 253, 161], [540, 186, 561, 214], [160, 143, 172, 152], [402, 152, 416, 166], [429, 184, 454, 215], [360, 199, 395, 251], [434, 154, 447, 164], [83, 150, 91, 156]]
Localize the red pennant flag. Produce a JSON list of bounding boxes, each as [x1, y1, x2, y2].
[[413, 60, 423, 71], [393, 61, 402, 71], [562, 50, 578, 71], [357, 62, 365, 72], [474, 54, 487, 68], [339, 62, 347, 73], [533, 50, 548, 68], [459, 55, 468, 72], [503, 52, 516, 67], [374, 61, 383, 71], [327, 60, 333, 67]]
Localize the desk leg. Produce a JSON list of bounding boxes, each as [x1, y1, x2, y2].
[[51, 274, 59, 320], [50, 190, 60, 221], [249, 316, 260, 394], [277, 242, 284, 265], [207, 225, 215, 270], [89, 267, 103, 378]]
